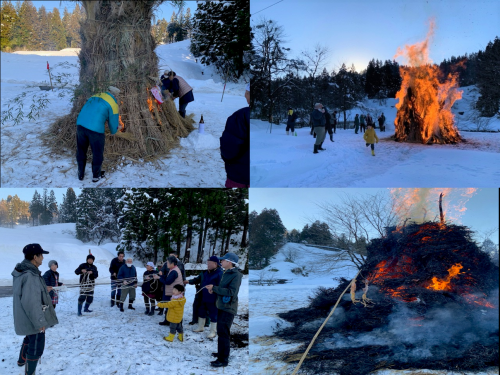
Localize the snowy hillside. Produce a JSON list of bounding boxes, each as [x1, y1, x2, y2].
[[251, 90, 500, 187], [1, 40, 249, 187], [0, 223, 249, 375], [249, 243, 357, 374]]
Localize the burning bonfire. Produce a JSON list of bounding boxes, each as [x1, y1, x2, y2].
[[276, 210, 498, 374], [394, 20, 464, 144]]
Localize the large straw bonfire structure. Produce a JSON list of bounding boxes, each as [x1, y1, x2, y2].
[[394, 21, 464, 144], [45, 1, 194, 167]]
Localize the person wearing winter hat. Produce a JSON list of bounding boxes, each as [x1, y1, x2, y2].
[[157, 284, 186, 342], [160, 70, 194, 118], [43, 260, 64, 309], [220, 83, 250, 188], [12, 244, 58, 375], [142, 262, 159, 316], [185, 256, 223, 338], [74, 252, 99, 316], [76, 85, 123, 182], [205, 252, 243, 367], [117, 258, 138, 312]]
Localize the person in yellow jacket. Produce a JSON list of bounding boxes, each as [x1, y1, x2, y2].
[[157, 284, 186, 342], [363, 124, 379, 156]]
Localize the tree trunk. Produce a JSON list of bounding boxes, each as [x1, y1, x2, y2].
[[225, 226, 232, 254], [219, 228, 226, 255], [202, 218, 210, 258], [196, 217, 205, 263], [241, 210, 248, 247], [212, 226, 219, 256], [47, 1, 194, 167]]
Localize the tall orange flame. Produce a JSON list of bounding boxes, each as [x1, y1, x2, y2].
[[426, 263, 463, 291], [394, 19, 463, 144]]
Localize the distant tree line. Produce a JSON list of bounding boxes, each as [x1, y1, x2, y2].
[[0, 195, 30, 227], [151, 7, 194, 45]]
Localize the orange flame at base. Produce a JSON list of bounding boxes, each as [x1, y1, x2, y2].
[[426, 263, 463, 291]]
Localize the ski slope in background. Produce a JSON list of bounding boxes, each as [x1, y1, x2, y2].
[[251, 90, 500, 187], [1, 40, 249, 187]]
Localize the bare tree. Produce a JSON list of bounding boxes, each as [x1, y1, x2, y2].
[[302, 44, 330, 108]]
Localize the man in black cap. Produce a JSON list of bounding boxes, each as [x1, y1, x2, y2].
[[205, 252, 243, 367], [12, 244, 59, 375], [75, 252, 99, 316]]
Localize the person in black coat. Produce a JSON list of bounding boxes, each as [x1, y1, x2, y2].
[[43, 260, 63, 309], [142, 262, 160, 316], [75, 253, 99, 316], [332, 111, 338, 134], [324, 109, 335, 143], [109, 251, 125, 307], [220, 83, 250, 188], [286, 107, 298, 135]]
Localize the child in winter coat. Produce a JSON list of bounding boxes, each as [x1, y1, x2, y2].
[[43, 260, 63, 309], [157, 284, 186, 342], [363, 124, 379, 156]]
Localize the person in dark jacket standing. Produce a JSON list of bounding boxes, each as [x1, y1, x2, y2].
[[205, 252, 243, 368], [142, 262, 160, 316], [117, 257, 138, 312], [220, 83, 250, 188], [153, 255, 183, 326], [310, 103, 326, 154], [188, 256, 223, 338], [12, 244, 58, 375], [378, 113, 386, 132], [109, 251, 125, 307], [43, 260, 64, 309], [160, 70, 194, 118], [324, 108, 335, 143], [332, 110, 338, 134], [75, 253, 99, 316], [354, 114, 360, 134], [360, 114, 366, 133], [286, 107, 298, 135]]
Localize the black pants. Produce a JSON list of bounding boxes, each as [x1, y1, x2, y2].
[[76, 125, 105, 178], [18, 332, 45, 364], [216, 310, 235, 362], [78, 290, 94, 305], [285, 123, 295, 132], [366, 143, 375, 150], [191, 289, 202, 322], [332, 123, 336, 133], [360, 124, 366, 133], [144, 295, 156, 308]]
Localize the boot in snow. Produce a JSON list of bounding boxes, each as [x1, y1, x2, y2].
[[120, 303, 124, 312], [110, 300, 115, 307], [83, 303, 93, 313], [193, 318, 206, 332], [178, 333, 184, 342], [148, 305, 155, 316], [145, 306, 150, 315], [77, 303, 83, 316], [210, 359, 228, 367], [205, 317, 211, 327], [164, 333, 175, 342], [318, 142, 326, 151], [25, 354, 39, 375], [372, 149, 375, 156], [128, 301, 136, 310], [207, 322, 217, 339], [330, 134, 334, 142], [157, 308, 164, 315], [313, 145, 319, 154]]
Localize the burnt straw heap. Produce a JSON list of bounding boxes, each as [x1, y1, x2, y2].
[[276, 222, 499, 374]]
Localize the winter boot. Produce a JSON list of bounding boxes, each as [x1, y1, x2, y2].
[[25, 354, 39, 375], [372, 149, 375, 156], [286, 130, 289, 135], [207, 322, 217, 339], [128, 300, 136, 310], [178, 333, 184, 342], [313, 145, 319, 154], [110, 300, 115, 307], [120, 303, 124, 312], [148, 305, 155, 316], [78, 171, 84, 181], [318, 142, 326, 151], [83, 303, 93, 313], [313, 133, 316, 138], [210, 359, 228, 367], [157, 308, 164, 315], [330, 134, 334, 142], [193, 318, 206, 332], [77, 303, 83, 316], [205, 317, 211, 327], [163, 333, 175, 342], [145, 306, 150, 315]]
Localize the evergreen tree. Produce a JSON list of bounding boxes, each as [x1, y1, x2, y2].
[[183, 7, 192, 39], [29, 190, 44, 226], [49, 8, 66, 50], [287, 229, 301, 243], [36, 6, 51, 50], [48, 190, 58, 221], [11, 0, 38, 50], [0, 1, 17, 51], [67, 3, 83, 47], [39, 189, 52, 225], [62, 7, 71, 48], [60, 187, 77, 223], [476, 37, 500, 117], [249, 208, 286, 269]]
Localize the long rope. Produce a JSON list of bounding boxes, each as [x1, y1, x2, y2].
[[280, 269, 362, 375]]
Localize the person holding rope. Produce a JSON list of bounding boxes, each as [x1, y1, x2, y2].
[[157, 284, 187, 342], [109, 251, 125, 307], [205, 252, 243, 368], [75, 253, 99, 316], [160, 70, 194, 118], [43, 260, 64, 309], [117, 257, 138, 312], [187, 256, 223, 338], [154, 255, 183, 326], [142, 262, 160, 316], [12, 244, 58, 375]]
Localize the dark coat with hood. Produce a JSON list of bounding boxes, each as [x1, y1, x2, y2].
[[117, 264, 138, 286], [12, 259, 59, 336], [75, 262, 99, 291], [212, 267, 243, 315], [188, 267, 223, 303], [309, 109, 326, 128], [42, 269, 63, 300], [109, 257, 125, 280]]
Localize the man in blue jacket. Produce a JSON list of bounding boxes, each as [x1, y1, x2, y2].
[[117, 257, 138, 312], [76, 86, 122, 182], [187, 256, 223, 338], [220, 83, 250, 188]]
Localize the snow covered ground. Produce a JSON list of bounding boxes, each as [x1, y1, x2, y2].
[[1, 40, 249, 187], [251, 92, 500, 187], [0, 224, 249, 374]]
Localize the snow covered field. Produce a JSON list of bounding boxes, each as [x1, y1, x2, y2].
[[1, 40, 249, 187], [0, 224, 249, 374], [251, 93, 500, 187]]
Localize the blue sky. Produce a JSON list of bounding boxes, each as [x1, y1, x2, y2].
[[249, 188, 499, 243], [250, 0, 499, 72]]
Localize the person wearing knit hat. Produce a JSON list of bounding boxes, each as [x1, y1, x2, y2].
[[74, 253, 99, 316], [185, 256, 223, 338], [205, 252, 243, 367], [159, 70, 195, 118], [43, 260, 63, 309], [76, 84, 122, 182], [219, 83, 250, 188]]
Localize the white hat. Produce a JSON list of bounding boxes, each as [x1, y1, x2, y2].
[[146, 262, 155, 267], [245, 82, 250, 92], [108, 86, 121, 95]]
